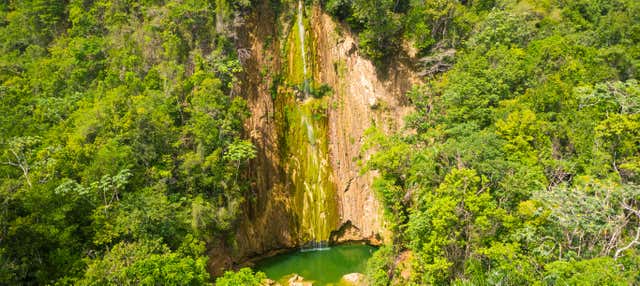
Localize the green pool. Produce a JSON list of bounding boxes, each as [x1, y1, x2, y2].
[[254, 244, 377, 285]]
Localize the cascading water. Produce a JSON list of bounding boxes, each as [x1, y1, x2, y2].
[[297, 0, 310, 97], [281, 0, 338, 252]]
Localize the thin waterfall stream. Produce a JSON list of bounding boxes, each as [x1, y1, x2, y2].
[[288, 0, 336, 252], [249, 3, 369, 282], [297, 0, 309, 98]]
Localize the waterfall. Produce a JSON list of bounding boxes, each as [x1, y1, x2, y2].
[[297, 0, 310, 97], [286, 0, 336, 252], [301, 115, 315, 147], [298, 1, 329, 252], [300, 240, 330, 252]]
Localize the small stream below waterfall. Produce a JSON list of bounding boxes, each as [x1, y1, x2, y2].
[[255, 244, 377, 285]]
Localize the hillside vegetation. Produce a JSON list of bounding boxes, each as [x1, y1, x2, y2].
[[1, 0, 253, 284], [349, 0, 640, 284], [1, 0, 639, 285]]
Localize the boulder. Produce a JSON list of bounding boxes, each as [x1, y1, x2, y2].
[[263, 278, 281, 286], [340, 273, 366, 286], [287, 274, 313, 286]]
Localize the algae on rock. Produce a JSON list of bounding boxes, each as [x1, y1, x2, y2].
[[276, 1, 339, 244]]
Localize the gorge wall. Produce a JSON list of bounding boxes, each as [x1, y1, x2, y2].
[[207, 0, 420, 274]]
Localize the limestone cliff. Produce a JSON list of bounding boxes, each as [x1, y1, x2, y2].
[[207, 1, 419, 274], [310, 8, 418, 243]]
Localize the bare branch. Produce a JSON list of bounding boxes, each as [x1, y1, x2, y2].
[[614, 224, 640, 260], [615, 202, 640, 260]]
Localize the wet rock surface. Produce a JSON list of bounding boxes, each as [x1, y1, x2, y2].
[[340, 273, 366, 286], [209, 0, 420, 276]]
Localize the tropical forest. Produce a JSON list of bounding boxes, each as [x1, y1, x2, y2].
[[1, 0, 639, 285]]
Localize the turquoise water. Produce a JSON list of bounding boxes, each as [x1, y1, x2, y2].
[[254, 244, 377, 285]]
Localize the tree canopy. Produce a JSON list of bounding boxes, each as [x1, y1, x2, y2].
[[0, 0, 255, 284], [360, 0, 640, 284]]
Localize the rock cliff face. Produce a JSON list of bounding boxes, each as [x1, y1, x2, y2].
[[207, 1, 419, 274], [310, 8, 418, 244]]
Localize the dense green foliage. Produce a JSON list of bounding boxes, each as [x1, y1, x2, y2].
[[0, 0, 255, 284], [360, 0, 640, 285], [215, 267, 266, 286], [322, 0, 480, 65], [3, 0, 640, 285]]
